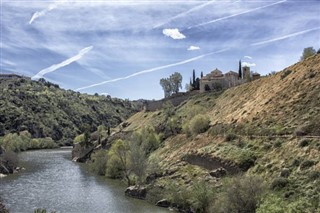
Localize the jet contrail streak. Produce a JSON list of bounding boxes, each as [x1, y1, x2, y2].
[[75, 48, 230, 91]]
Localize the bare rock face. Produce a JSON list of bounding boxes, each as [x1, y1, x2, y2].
[[125, 185, 147, 199], [71, 143, 94, 163]]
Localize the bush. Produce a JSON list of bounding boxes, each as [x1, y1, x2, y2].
[[90, 150, 108, 175], [308, 170, 320, 181], [270, 177, 289, 190], [257, 194, 315, 213], [300, 160, 315, 170], [189, 181, 215, 213], [210, 175, 265, 213], [225, 133, 237, 142], [299, 139, 310, 147], [188, 115, 210, 135]]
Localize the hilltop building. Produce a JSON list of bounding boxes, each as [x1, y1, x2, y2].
[[199, 61, 260, 92]]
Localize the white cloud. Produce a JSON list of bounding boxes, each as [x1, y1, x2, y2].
[[244, 56, 252, 59], [188, 46, 200, 51], [188, 0, 287, 29], [163, 28, 186, 40], [29, 1, 67, 24], [251, 27, 320, 46], [75, 48, 230, 91], [32, 46, 93, 79], [242, 62, 256, 67]]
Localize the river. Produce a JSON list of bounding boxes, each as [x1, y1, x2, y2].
[[0, 148, 169, 213]]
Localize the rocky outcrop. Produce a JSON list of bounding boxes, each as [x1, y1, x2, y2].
[[125, 185, 147, 199], [156, 199, 171, 208], [209, 167, 227, 178], [71, 143, 94, 162]]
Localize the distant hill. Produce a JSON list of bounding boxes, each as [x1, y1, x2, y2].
[[0, 76, 138, 144]]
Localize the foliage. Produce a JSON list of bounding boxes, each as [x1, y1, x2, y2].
[[160, 72, 183, 97], [0, 132, 58, 152], [132, 126, 161, 154], [128, 138, 147, 185], [270, 177, 289, 190], [0, 77, 137, 144], [33, 209, 56, 213], [190, 181, 215, 213], [188, 115, 210, 135], [300, 47, 316, 61], [90, 150, 108, 175], [106, 139, 132, 185], [256, 194, 316, 213], [211, 175, 265, 213]]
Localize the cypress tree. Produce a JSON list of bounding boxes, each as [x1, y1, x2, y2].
[[192, 69, 196, 87], [201, 71, 203, 78], [238, 60, 242, 79]]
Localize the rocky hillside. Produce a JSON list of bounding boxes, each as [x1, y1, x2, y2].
[[0, 76, 138, 144], [99, 54, 320, 212]]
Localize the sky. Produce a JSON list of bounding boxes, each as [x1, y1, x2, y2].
[[1, 0, 319, 100]]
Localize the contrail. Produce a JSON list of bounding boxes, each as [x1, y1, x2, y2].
[[75, 47, 230, 91], [29, 1, 67, 24], [32, 46, 93, 79], [251, 27, 320, 46], [153, 0, 217, 29], [188, 0, 287, 29]]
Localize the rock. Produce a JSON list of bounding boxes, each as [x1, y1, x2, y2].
[[156, 199, 171, 208], [71, 143, 94, 163], [0, 174, 7, 178], [125, 185, 147, 199], [209, 167, 227, 178]]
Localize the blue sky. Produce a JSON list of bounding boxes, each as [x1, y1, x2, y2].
[[1, 0, 319, 100]]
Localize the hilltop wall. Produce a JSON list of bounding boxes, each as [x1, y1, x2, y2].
[[144, 91, 199, 111]]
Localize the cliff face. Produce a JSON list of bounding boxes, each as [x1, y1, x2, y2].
[[0, 77, 138, 144]]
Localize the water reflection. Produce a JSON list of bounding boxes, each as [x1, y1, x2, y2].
[[0, 149, 168, 213]]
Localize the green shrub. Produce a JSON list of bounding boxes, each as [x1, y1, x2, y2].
[[189, 181, 215, 213], [90, 150, 108, 176], [300, 160, 315, 170], [270, 177, 289, 190], [225, 133, 237, 142], [210, 175, 265, 213], [257, 194, 315, 213], [189, 115, 210, 135], [308, 170, 320, 181], [299, 139, 310, 147]]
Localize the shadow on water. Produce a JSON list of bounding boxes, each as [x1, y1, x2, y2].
[[0, 149, 169, 213]]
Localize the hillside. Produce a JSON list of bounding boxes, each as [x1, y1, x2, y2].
[[91, 54, 320, 212], [0, 76, 138, 144]]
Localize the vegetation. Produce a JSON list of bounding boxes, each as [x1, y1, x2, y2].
[[0, 76, 137, 145], [0, 131, 58, 152], [300, 46, 316, 60], [210, 175, 265, 213], [160, 72, 182, 97]]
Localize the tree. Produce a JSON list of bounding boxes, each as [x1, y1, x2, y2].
[[128, 138, 147, 185], [107, 139, 132, 185], [300, 47, 316, 61], [160, 78, 172, 98], [200, 71, 203, 78], [238, 60, 242, 79], [170, 72, 183, 94], [160, 72, 183, 97]]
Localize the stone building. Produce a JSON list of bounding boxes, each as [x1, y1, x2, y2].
[[199, 63, 260, 93], [200, 68, 244, 92]]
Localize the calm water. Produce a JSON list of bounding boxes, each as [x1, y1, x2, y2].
[[0, 148, 169, 213]]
